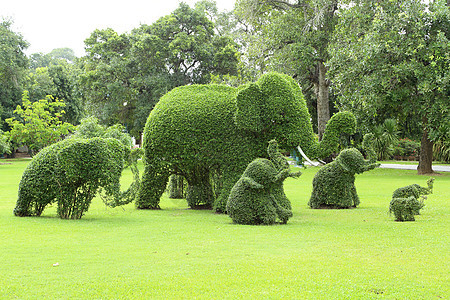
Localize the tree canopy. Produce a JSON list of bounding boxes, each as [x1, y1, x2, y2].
[[328, 0, 449, 173]]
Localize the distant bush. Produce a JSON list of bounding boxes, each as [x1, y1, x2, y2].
[[433, 139, 450, 162], [70, 116, 132, 148], [6, 91, 75, 155], [0, 130, 10, 155], [393, 138, 420, 158]]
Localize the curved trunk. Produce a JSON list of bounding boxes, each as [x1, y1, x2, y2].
[[311, 111, 357, 160], [103, 150, 142, 208]]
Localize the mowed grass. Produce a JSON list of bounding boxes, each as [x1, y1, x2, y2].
[[0, 159, 448, 299]]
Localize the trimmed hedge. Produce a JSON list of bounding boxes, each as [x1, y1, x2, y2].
[[14, 138, 137, 219], [137, 72, 356, 212], [226, 140, 301, 225], [389, 178, 434, 221], [309, 148, 380, 209]]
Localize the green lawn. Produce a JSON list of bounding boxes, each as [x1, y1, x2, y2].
[[1, 158, 448, 299]]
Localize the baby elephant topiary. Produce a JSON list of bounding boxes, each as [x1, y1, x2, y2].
[[389, 197, 424, 222], [389, 178, 434, 221], [226, 140, 301, 225], [309, 148, 380, 209]]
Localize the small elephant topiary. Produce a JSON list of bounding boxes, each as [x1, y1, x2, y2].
[[226, 140, 301, 225], [13, 138, 140, 219], [389, 178, 434, 221], [309, 148, 380, 209], [389, 196, 424, 222]]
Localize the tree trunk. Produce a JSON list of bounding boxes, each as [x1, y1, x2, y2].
[[417, 125, 434, 175], [314, 61, 330, 141]]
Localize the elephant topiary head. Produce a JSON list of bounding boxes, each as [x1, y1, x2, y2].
[[335, 148, 379, 174]]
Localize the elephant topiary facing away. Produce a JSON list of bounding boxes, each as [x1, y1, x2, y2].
[[137, 72, 356, 212], [14, 138, 140, 219], [309, 147, 380, 209], [226, 140, 301, 225]]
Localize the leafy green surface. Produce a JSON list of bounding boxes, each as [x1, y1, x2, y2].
[[1, 159, 448, 299]]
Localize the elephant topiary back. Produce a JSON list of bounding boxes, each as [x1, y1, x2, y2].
[[14, 138, 129, 219]]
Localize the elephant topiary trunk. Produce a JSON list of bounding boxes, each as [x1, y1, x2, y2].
[[137, 72, 356, 213], [14, 138, 141, 219]]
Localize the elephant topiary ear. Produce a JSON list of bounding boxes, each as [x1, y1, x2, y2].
[[234, 83, 264, 132]]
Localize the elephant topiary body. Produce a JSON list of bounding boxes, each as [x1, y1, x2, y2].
[[14, 138, 136, 219], [309, 148, 380, 209], [137, 72, 357, 212], [226, 140, 300, 225], [389, 178, 433, 221]]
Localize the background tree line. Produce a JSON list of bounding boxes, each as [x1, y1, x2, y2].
[[0, 0, 448, 174]]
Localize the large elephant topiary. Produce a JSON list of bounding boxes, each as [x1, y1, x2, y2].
[[137, 72, 357, 212], [14, 138, 140, 219]]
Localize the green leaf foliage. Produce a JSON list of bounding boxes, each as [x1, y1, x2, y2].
[[389, 197, 424, 222], [6, 91, 75, 155], [0, 130, 11, 154], [309, 148, 380, 209], [226, 140, 301, 225], [137, 72, 356, 212], [389, 178, 434, 221], [13, 137, 135, 219]]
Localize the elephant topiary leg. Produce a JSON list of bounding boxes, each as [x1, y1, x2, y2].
[[136, 163, 169, 209], [185, 169, 214, 209]]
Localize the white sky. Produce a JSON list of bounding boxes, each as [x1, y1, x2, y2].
[[1, 0, 236, 57]]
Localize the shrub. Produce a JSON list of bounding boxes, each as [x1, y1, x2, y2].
[[70, 116, 132, 148], [370, 119, 399, 160], [309, 148, 379, 209], [0, 130, 11, 155], [6, 91, 75, 155], [13, 138, 137, 219], [389, 197, 424, 222], [433, 139, 450, 162], [393, 138, 420, 157], [389, 178, 434, 221], [226, 140, 301, 225]]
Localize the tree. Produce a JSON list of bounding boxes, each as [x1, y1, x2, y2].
[[79, 2, 239, 137], [0, 130, 11, 155], [328, 0, 449, 174], [235, 0, 340, 140], [6, 91, 75, 155], [0, 19, 29, 131]]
